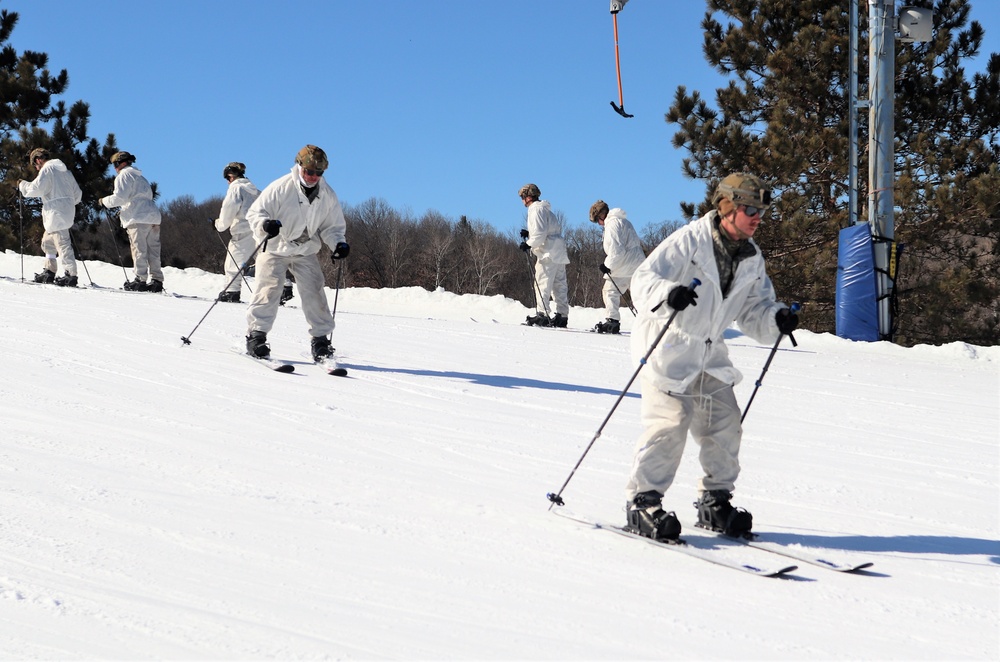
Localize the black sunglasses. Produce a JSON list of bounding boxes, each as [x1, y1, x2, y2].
[[302, 168, 324, 177], [741, 205, 762, 217]]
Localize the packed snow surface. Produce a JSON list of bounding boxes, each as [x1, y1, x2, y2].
[[1, 251, 998, 659]]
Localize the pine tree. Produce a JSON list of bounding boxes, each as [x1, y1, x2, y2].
[[0, 8, 118, 253], [666, 0, 999, 345]]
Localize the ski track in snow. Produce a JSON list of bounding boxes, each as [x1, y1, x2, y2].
[[1, 252, 998, 659]]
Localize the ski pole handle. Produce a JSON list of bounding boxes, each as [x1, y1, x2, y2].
[[651, 278, 700, 313], [785, 302, 802, 347]]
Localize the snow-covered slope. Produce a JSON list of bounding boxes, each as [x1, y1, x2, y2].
[[2, 251, 998, 659]]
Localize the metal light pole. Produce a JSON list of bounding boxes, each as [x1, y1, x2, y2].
[[841, 1, 932, 342], [869, 0, 896, 341]]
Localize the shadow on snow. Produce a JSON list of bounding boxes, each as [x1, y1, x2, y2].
[[347, 363, 640, 399], [760, 531, 1000, 562]]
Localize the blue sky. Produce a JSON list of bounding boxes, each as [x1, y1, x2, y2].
[[8, 1, 999, 236]]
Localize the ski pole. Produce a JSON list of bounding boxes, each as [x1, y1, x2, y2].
[[546, 278, 700, 509], [331, 260, 342, 321], [740, 303, 801, 424], [609, 9, 634, 119], [607, 273, 637, 317], [210, 220, 253, 294], [18, 192, 25, 281], [102, 208, 131, 282], [68, 227, 95, 286], [180, 236, 269, 345]]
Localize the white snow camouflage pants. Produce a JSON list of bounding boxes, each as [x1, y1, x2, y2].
[[246, 250, 334, 338], [126, 224, 163, 282], [41, 228, 77, 277], [626, 372, 743, 502], [533, 258, 569, 316]]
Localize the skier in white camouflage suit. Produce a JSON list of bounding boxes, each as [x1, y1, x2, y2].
[[244, 144, 349, 363], [589, 200, 645, 334], [18, 148, 83, 287], [624, 173, 799, 541], [518, 183, 570, 327], [214, 162, 260, 303], [99, 151, 164, 292]]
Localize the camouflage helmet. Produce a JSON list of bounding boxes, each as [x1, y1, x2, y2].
[[295, 144, 328, 172], [223, 161, 246, 179], [589, 199, 609, 223], [712, 172, 772, 209], [110, 151, 136, 167], [518, 183, 541, 200], [28, 147, 50, 165]]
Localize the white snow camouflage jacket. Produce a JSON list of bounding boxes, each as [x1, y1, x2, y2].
[[602, 208, 645, 278], [215, 177, 260, 234], [101, 166, 161, 228], [247, 166, 346, 257], [629, 210, 785, 393], [524, 200, 569, 265], [18, 159, 82, 233]]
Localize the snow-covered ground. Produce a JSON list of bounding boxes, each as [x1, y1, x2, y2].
[[1, 250, 998, 660]]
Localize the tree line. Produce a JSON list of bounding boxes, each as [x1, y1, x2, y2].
[[1, 2, 997, 346], [62, 193, 682, 314]]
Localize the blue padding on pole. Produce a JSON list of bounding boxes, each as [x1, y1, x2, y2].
[[836, 223, 879, 341]]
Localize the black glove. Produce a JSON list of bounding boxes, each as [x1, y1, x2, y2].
[[666, 284, 698, 311], [331, 241, 350, 260], [599, 263, 611, 275], [776, 307, 799, 335], [519, 241, 530, 252], [262, 219, 281, 238], [519, 229, 529, 239]]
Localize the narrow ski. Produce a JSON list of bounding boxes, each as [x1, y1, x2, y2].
[[729, 533, 873, 572], [553, 510, 797, 577], [232, 347, 295, 373]]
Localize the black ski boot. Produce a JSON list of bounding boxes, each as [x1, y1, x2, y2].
[[551, 313, 568, 328], [124, 277, 148, 292], [33, 269, 56, 284], [695, 490, 753, 537], [279, 285, 294, 306], [594, 318, 620, 334], [310, 335, 334, 362], [54, 271, 78, 287], [246, 330, 270, 358], [525, 312, 551, 327], [147, 279, 164, 293], [217, 290, 241, 303], [625, 490, 682, 542]]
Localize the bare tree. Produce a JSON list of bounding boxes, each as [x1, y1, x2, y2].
[[639, 219, 686, 253], [419, 210, 457, 290], [565, 223, 604, 308], [159, 195, 224, 270], [347, 197, 399, 288], [459, 219, 510, 295], [384, 209, 417, 288]]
